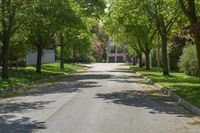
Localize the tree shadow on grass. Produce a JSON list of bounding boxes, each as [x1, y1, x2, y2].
[[141, 73, 200, 84], [172, 85, 200, 108], [96, 90, 194, 117], [41, 65, 76, 73], [152, 77, 200, 84], [130, 66, 163, 72], [0, 115, 46, 133]]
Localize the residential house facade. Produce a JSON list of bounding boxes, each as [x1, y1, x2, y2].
[[107, 39, 130, 63], [26, 41, 56, 66]]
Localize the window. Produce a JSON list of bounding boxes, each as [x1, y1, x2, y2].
[[110, 46, 115, 53]]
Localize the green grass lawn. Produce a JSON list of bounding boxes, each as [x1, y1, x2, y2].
[[130, 66, 200, 108], [0, 63, 84, 89]]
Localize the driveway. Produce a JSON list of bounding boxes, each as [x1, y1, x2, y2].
[[0, 63, 199, 133]]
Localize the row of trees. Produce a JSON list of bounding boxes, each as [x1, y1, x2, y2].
[[105, 0, 200, 76], [0, 0, 106, 79]]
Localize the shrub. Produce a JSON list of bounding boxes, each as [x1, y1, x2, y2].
[[178, 45, 198, 76], [88, 56, 96, 63]]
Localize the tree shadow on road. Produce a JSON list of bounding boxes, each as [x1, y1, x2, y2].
[[19, 72, 149, 97], [0, 115, 46, 133], [0, 99, 57, 132], [23, 81, 100, 96], [19, 74, 111, 97], [95, 90, 194, 118], [0, 100, 53, 132], [108, 70, 135, 73], [110, 79, 151, 85], [0, 101, 54, 114], [67, 74, 114, 81]]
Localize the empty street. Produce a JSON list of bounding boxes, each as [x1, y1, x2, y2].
[[0, 63, 200, 133]]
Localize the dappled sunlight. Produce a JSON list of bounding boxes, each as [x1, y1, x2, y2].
[[0, 101, 54, 114], [130, 65, 200, 110], [0, 115, 46, 133], [95, 90, 194, 118], [0, 63, 84, 90]]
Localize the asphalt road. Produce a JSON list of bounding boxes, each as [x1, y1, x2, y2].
[[0, 63, 200, 133]]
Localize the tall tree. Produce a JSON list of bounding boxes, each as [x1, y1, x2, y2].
[[26, 0, 71, 73], [57, 0, 106, 68], [178, 0, 200, 76], [9, 26, 30, 69], [56, 6, 84, 69], [0, 0, 28, 79], [58, 21, 88, 69], [105, 0, 156, 69], [144, 0, 179, 75], [92, 24, 109, 62]]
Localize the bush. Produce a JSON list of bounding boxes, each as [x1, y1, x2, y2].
[[88, 56, 96, 63], [178, 45, 198, 76], [169, 34, 187, 71]]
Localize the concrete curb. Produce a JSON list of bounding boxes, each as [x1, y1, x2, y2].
[[135, 71, 200, 116], [0, 70, 84, 97]]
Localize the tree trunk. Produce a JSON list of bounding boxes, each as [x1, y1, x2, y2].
[[15, 55, 18, 70], [194, 34, 200, 77], [139, 54, 143, 68], [73, 48, 76, 65], [135, 56, 138, 64], [157, 35, 161, 67], [60, 35, 64, 69], [2, 42, 9, 79], [161, 35, 169, 75], [145, 44, 150, 70], [36, 46, 43, 73], [145, 51, 150, 70], [132, 57, 136, 65]]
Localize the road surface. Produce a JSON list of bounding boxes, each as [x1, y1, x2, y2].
[[0, 63, 199, 133]]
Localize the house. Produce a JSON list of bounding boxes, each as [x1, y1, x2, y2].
[[106, 39, 130, 63], [26, 50, 56, 66], [26, 41, 56, 66]]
